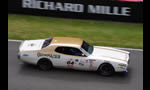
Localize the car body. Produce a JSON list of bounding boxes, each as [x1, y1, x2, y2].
[[18, 37, 130, 76]]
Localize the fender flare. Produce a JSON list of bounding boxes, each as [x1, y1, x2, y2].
[[98, 62, 115, 72], [37, 58, 53, 66]]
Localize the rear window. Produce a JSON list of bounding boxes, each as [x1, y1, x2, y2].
[[42, 38, 52, 48]]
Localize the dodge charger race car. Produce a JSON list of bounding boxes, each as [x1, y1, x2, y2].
[[18, 37, 130, 76]]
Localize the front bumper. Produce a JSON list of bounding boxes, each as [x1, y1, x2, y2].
[[17, 53, 20, 60], [128, 53, 130, 64]]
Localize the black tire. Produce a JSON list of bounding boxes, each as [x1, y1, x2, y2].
[[37, 59, 53, 71], [97, 63, 115, 76]]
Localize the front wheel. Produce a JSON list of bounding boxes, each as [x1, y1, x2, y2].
[[37, 59, 53, 71], [97, 63, 115, 76]]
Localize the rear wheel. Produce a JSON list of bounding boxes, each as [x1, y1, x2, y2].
[[37, 59, 53, 71], [97, 63, 115, 76]]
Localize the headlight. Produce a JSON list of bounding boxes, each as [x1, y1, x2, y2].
[[19, 41, 24, 51]]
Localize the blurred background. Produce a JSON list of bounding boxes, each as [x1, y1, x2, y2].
[[8, 0, 143, 49]]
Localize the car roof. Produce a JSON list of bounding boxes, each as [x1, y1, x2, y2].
[[50, 37, 83, 48]]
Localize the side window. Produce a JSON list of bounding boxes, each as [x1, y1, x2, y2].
[[55, 47, 65, 54], [69, 47, 83, 56], [55, 47, 84, 56]]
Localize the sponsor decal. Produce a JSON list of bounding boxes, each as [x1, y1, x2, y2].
[[79, 63, 84, 66], [52, 55, 61, 59], [22, 0, 131, 16], [88, 5, 131, 16], [79, 60, 84, 66], [75, 59, 79, 62], [118, 64, 127, 67], [89, 59, 96, 62], [37, 52, 52, 58], [89, 59, 97, 70], [67, 59, 74, 68], [22, 0, 84, 13], [23, 54, 29, 56], [85, 60, 88, 63], [37, 52, 60, 59]]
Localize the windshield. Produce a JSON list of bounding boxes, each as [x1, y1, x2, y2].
[[42, 38, 52, 48], [81, 41, 93, 54]]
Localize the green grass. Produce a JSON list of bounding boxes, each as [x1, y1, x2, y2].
[[8, 14, 143, 49]]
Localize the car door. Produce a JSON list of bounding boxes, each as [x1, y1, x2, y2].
[[55, 46, 90, 70]]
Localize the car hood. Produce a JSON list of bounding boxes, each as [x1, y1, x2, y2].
[[19, 40, 45, 52], [92, 46, 130, 62]]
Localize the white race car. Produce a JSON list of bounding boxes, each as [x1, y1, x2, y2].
[[18, 37, 130, 76]]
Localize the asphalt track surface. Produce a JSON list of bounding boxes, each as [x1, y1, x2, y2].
[[8, 41, 143, 90]]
